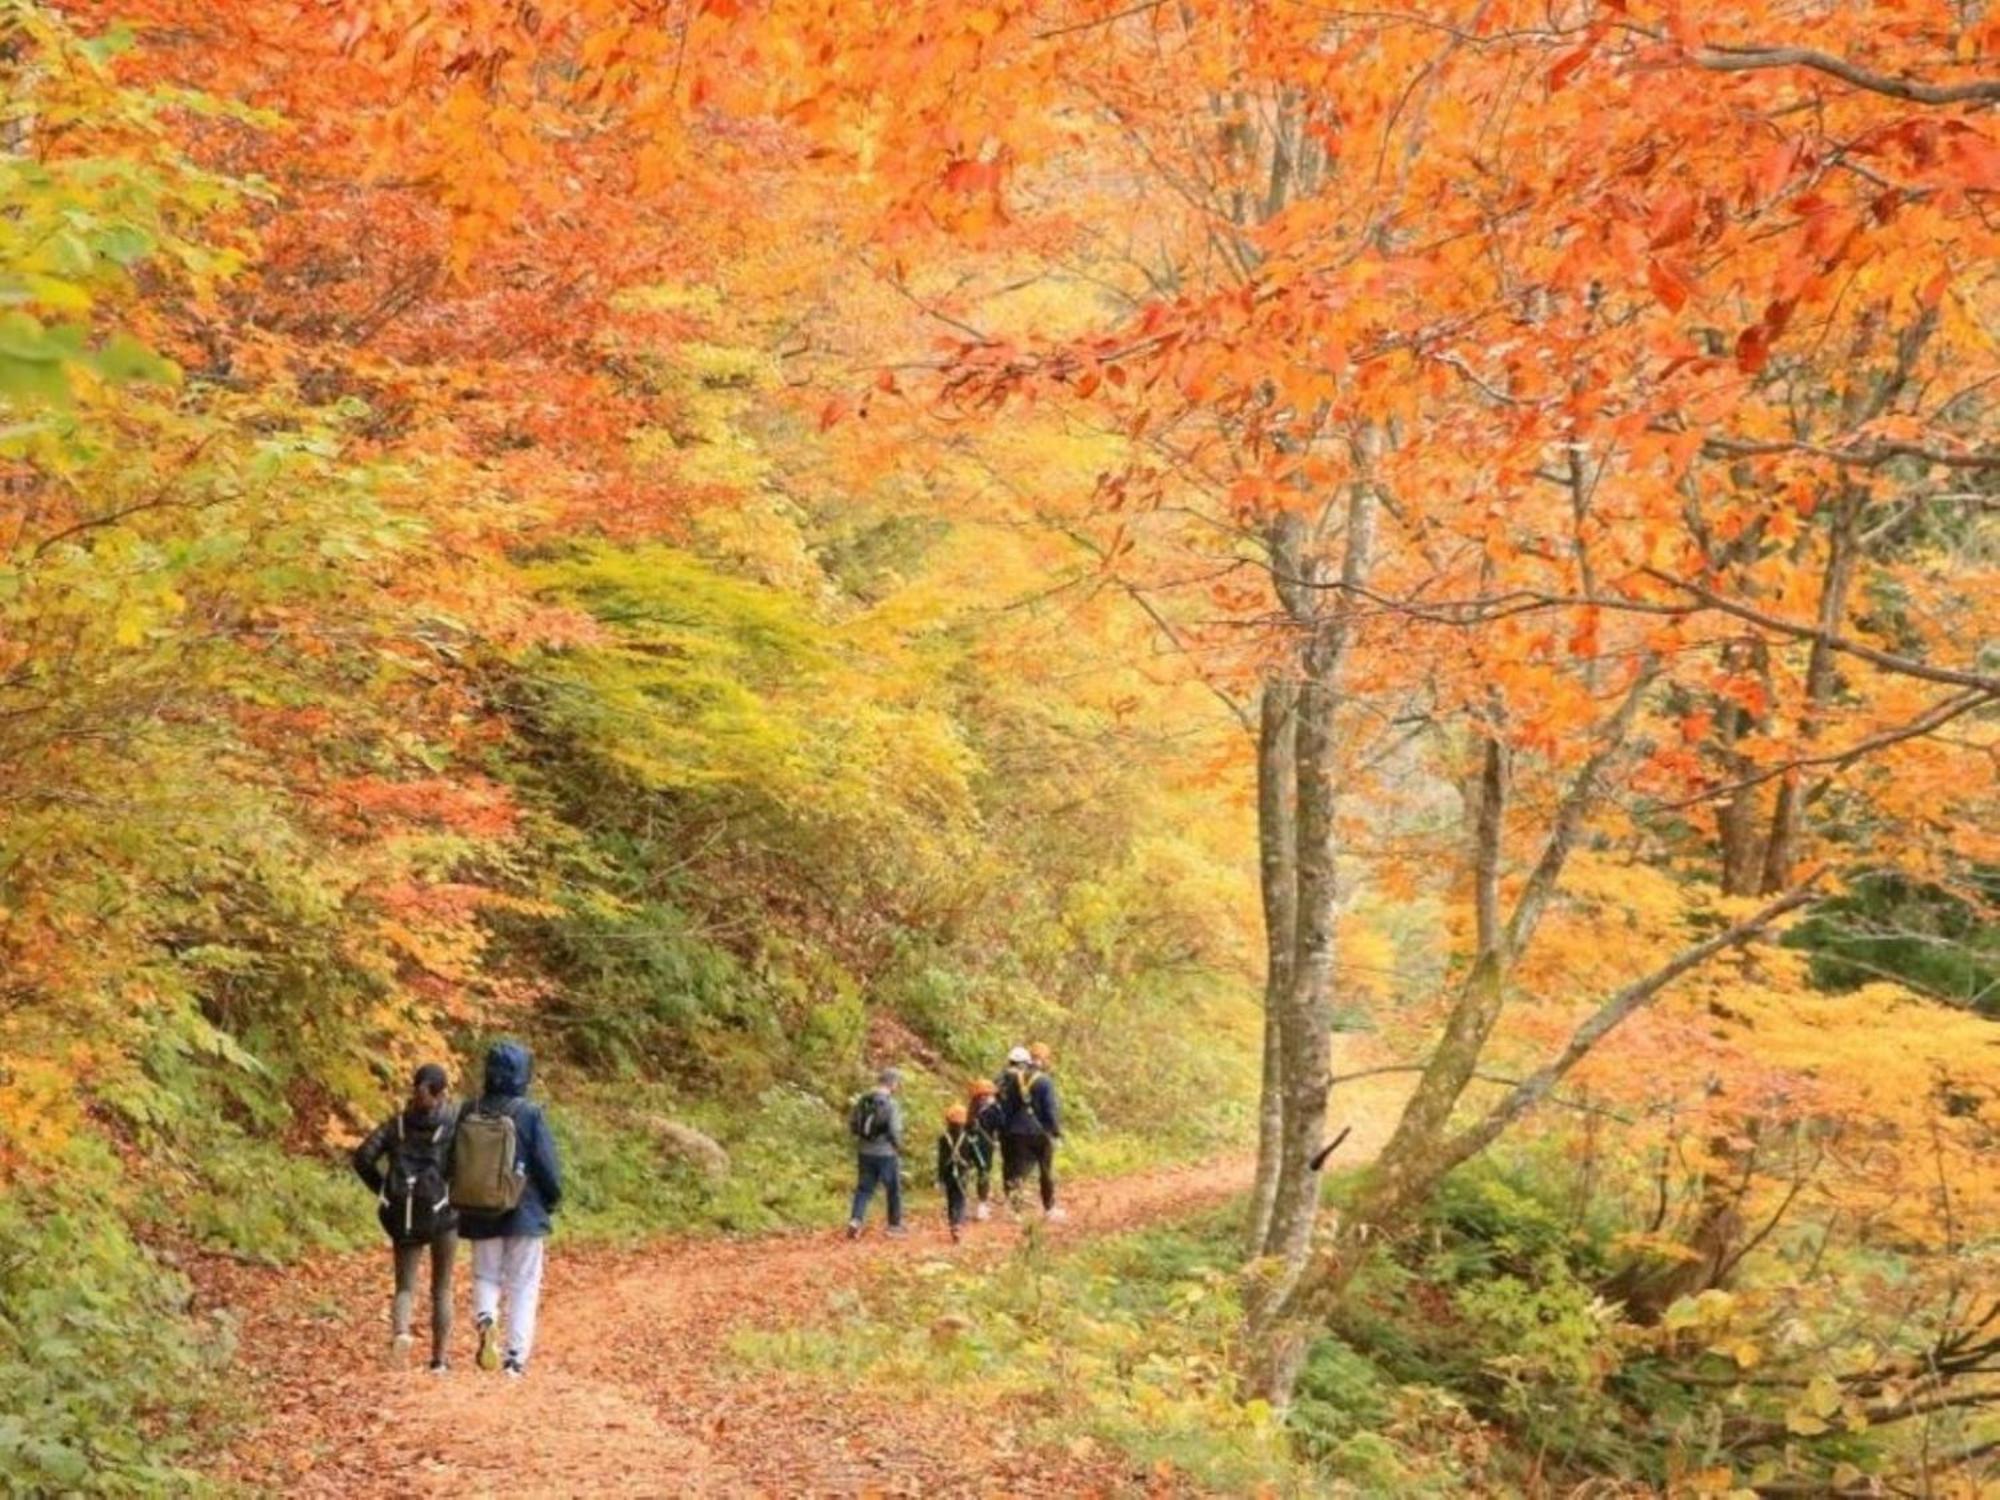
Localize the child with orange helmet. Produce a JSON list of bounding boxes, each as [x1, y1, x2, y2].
[[936, 1101, 990, 1243], [967, 1077, 1002, 1221]]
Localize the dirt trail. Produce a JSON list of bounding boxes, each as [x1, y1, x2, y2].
[[203, 1089, 1404, 1498]]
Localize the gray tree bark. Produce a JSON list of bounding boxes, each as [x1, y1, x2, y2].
[[1245, 672, 1298, 1255]]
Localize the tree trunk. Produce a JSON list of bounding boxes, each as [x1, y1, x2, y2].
[[1716, 785, 1766, 896], [1761, 491, 1860, 893], [1260, 485, 1374, 1269], [1245, 673, 1298, 1255], [1261, 618, 1339, 1267]]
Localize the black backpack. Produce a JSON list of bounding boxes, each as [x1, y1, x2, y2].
[[1002, 1066, 1044, 1135], [380, 1108, 454, 1241], [849, 1091, 891, 1143]]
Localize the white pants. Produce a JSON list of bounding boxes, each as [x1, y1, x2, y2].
[[470, 1236, 546, 1367]]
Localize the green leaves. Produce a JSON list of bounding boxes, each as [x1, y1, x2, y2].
[[0, 312, 74, 404]]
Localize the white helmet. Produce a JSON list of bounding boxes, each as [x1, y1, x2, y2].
[[1007, 1045, 1031, 1065]]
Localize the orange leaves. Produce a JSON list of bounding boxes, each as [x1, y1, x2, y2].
[[1944, 123, 2000, 193], [1753, 137, 1805, 204], [330, 776, 519, 840]]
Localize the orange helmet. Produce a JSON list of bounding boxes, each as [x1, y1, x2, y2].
[[945, 1103, 969, 1126], [1029, 1042, 1053, 1065], [968, 1078, 997, 1098]]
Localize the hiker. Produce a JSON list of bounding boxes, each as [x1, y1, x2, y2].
[[936, 1102, 990, 1243], [352, 1063, 459, 1372], [846, 1066, 906, 1239], [967, 1077, 1002, 1221], [999, 1043, 1065, 1222], [451, 1040, 563, 1379]]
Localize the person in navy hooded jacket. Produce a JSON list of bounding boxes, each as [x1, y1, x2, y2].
[[459, 1040, 563, 1378]]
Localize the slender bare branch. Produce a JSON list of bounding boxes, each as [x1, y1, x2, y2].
[[1440, 877, 1826, 1172], [1693, 46, 2000, 106]]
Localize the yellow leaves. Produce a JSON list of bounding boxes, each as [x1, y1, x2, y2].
[[1784, 1374, 1854, 1437], [1686, 1468, 1756, 1500], [0, 1053, 79, 1170], [1662, 1288, 1736, 1333]]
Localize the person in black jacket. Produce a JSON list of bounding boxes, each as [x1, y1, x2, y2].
[[352, 1062, 458, 1372], [458, 1041, 563, 1378], [999, 1043, 1065, 1221]]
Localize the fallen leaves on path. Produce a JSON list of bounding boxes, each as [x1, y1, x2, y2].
[[198, 1157, 1261, 1497]]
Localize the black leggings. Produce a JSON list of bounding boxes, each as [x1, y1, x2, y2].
[[1001, 1134, 1057, 1211], [392, 1231, 456, 1362]]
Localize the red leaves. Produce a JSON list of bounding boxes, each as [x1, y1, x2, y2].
[[1647, 257, 1694, 313], [1547, 17, 1613, 91], [1547, 38, 1596, 93], [1567, 608, 1601, 660], [1719, 674, 1768, 719], [941, 158, 1002, 196], [1736, 280, 1807, 373], [1947, 126, 2000, 193], [1647, 187, 1697, 251], [1734, 324, 1771, 375]]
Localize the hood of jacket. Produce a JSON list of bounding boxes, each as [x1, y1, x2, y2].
[[483, 1040, 533, 1099]]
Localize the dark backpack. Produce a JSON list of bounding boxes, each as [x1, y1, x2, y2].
[[1002, 1066, 1044, 1135], [381, 1109, 454, 1241], [449, 1099, 526, 1214], [849, 1091, 891, 1143]]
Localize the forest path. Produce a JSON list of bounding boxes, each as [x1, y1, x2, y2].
[[201, 1090, 1403, 1498]]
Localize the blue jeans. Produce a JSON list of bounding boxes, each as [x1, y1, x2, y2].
[[850, 1153, 902, 1228]]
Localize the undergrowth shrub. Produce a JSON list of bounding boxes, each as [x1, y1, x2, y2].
[[731, 1209, 1307, 1493], [0, 1169, 221, 1496], [1327, 1151, 1651, 1485]]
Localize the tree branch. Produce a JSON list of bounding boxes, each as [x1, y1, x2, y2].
[[1503, 661, 1657, 958], [1648, 571, 2000, 695], [1693, 45, 2000, 107], [1659, 689, 1995, 812], [1439, 878, 1826, 1172]]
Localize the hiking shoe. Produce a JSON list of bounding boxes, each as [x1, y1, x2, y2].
[[475, 1316, 502, 1372], [1045, 1205, 1069, 1223], [389, 1332, 415, 1370], [974, 1202, 991, 1222], [846, 1220, 862, 1241], [502, 1359, 525, 1380], [950, 1225, 963, 1243], [886, 1225, 909, 1238], [427, 1359, 451, 1377]]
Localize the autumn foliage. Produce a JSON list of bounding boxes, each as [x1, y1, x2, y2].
[[3, 0, 1998, 1492]]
